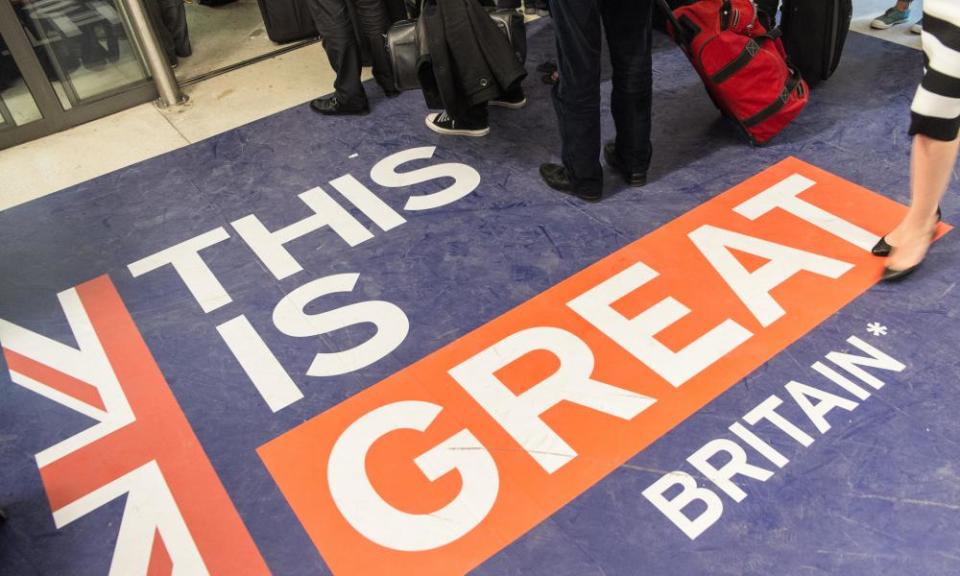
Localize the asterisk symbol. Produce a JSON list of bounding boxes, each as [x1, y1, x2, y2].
[[867, 322, 888, 337]]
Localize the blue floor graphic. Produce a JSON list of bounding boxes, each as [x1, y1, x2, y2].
[[1, 20, 958, 576]]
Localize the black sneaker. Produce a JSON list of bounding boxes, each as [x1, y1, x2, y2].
[[490, 92, 527, 110], [603, 142, 648, 187], [425, 111, 490, 137]]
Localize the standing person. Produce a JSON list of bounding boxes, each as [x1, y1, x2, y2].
[[145, 0, 191, 68], [418, 0, 527, 137], [307, 0, 398, 115], [877, 0, 958, 280], [540, 0, 654, 201]]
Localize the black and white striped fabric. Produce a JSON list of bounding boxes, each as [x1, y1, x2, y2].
[[910, 0, 960, 141]]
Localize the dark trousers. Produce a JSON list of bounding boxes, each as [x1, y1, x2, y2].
[[307, 0, 394, 105], [550, 0, 653, 194], [146, 0, 191, 64]]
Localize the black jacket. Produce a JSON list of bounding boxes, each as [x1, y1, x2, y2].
[[417, 0, 526, 116]]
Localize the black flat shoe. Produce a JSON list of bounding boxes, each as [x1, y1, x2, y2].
[[539, 164, 601, 202], [872, 206, 942, 256], [310, 95, 370, 116], [603, 142, 648, 187]]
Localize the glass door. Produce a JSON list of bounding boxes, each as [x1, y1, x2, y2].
[[0, 0, 159, 150]]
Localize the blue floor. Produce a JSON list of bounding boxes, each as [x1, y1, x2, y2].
[[1, 20, 958, 576]]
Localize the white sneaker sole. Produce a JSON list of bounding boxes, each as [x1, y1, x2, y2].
[[489, 97, 528, 110], [425, 113, 490, 137], [870, 19, 903, 30]]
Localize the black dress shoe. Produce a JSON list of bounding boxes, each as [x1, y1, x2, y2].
[[536, 61, 557, 74], [539, 164, 602, 202], [881, 223, 939, 282], [603, 142, 647, 187], [881, 261, 924, 282], [310, 95, 370, 116], [872, 206, 941, 256]]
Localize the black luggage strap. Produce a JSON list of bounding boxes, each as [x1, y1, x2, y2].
[[655, 0, 696, 46], [710, 30, 780, 84], [719, 0, 732, 30], [742, 70, 803, 127]]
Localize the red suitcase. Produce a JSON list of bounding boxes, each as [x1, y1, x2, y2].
[[657, 0, 809, 145]]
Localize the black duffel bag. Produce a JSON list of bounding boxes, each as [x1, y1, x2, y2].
[[386, 7, 526, 92]]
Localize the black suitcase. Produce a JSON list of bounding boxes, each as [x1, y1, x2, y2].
[[257, 0, 317, 44], [780, 0, 852, 86]]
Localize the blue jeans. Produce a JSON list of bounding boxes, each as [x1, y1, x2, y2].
[[550, 0, 653, 194]]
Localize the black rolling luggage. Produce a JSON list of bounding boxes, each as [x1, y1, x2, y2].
[[780, 0, 852, 85], [256, 0, 317, 44]]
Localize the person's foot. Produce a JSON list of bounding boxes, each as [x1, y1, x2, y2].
[[542, 71, 558, 85], [536, 61, 557, 74], [882, 226, 936, 281], [310, 95, 370, 116], [881, 211, 940, 280], [870, 7, 910, 30], [425, 111, 490, 137], [876, 207, 941, 256], [910, 18, 923, 34], [539, 163, 601, 202], [384, 89, 401, 98], [603, 142, 648, 187], [490, 91, 527, 109]]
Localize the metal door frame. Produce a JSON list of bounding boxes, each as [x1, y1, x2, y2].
[[0, 0, 158, 150]]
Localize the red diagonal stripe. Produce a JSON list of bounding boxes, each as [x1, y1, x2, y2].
[[147, 529, 173, 576], [3, 348, 106, 412]]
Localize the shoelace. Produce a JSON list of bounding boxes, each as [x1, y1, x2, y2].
[[435, 111, 452, 125]]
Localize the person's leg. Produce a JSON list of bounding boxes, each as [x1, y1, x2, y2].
[[158, 0, 191, 58], [883, 0, 959, 277], [353, 0, 397, 96], [306, 0, 368, 110], [601, 0, 653, 183], [143, 0, 178, 66], [547, 0, 603, 196], [884, 135, 958, 273], [871, 0, 913, 30]]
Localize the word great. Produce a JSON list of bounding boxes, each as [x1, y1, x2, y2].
[[259, 158, 934, 575]]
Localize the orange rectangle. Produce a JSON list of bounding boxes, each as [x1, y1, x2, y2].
[[258, 158, 949, 575]]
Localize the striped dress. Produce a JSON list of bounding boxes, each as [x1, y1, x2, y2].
[[911, 0, 960, 141]]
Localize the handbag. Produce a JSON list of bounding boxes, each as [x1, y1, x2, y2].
[[385, 7, 526, 92], [385, 18, 423, 92]]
